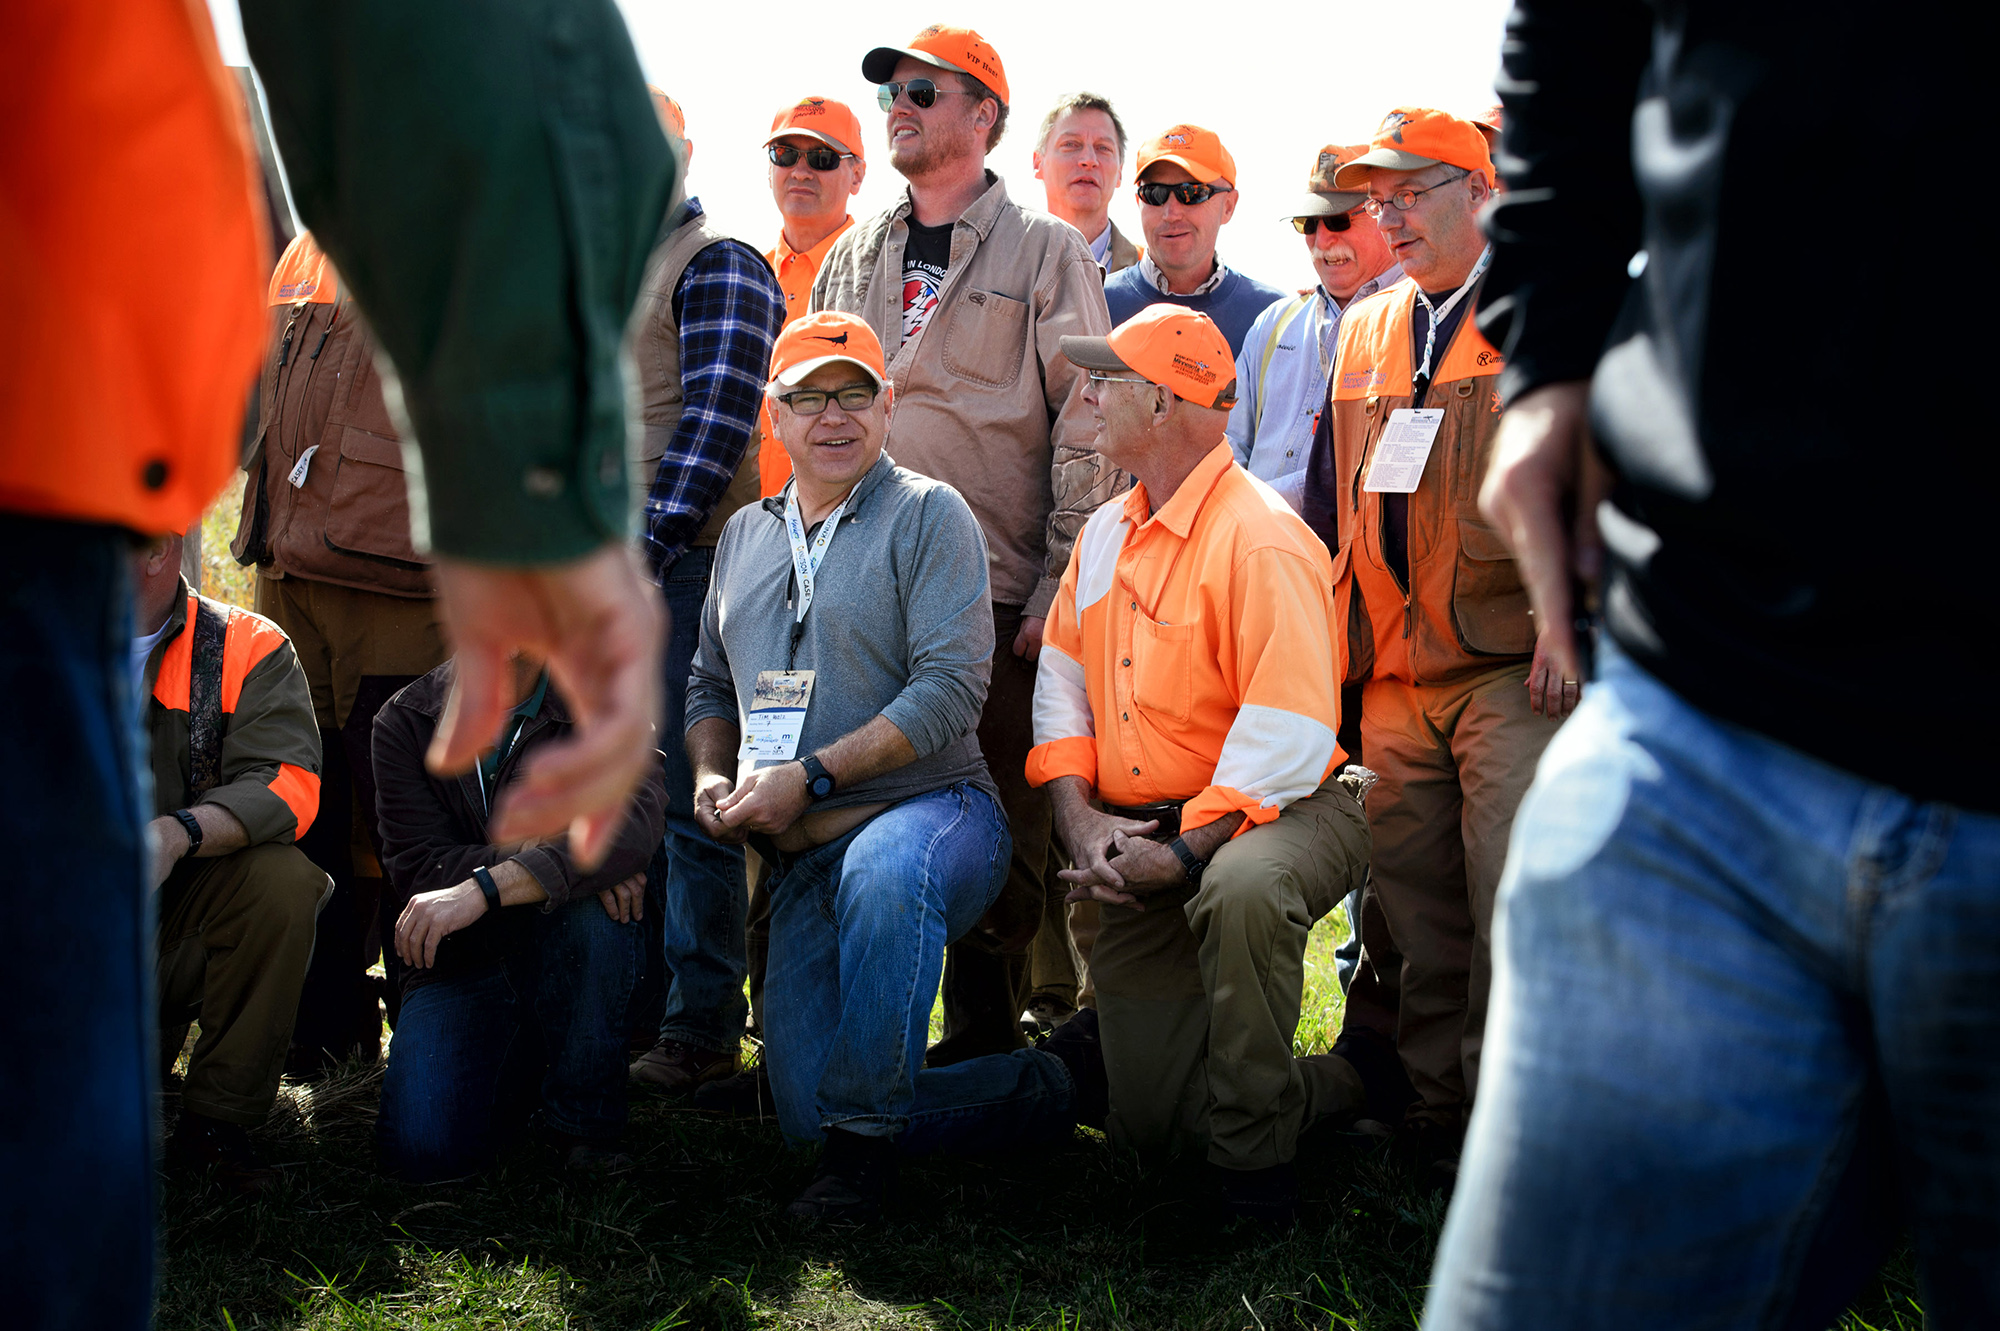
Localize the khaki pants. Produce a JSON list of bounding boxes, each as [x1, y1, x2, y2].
[[1091, 776, 1371, 1171], [1360, 665, 1556, 1130], [158, 844, 331, 1125], [255, 574, 445, 732]]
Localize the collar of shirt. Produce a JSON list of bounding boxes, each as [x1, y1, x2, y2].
[[1138, 251, 1229, 297], [772, 215, 855, 271], [1320, 260, 1405, 314], [1121, 440, 1237, 538], [1086, 221, 1114, 267]]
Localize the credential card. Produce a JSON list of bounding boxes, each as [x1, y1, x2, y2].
[[1361, 408, 1445, 493]]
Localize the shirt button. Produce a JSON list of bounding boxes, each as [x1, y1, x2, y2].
[[1122, 658, 1131, 667], [1122, 712, 1129, 721], [1131, 766, 1140, 775]]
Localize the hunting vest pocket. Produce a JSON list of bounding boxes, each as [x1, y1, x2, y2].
[[1451, 519, 1534, 655], [941, 289, 1027, 388], [323, 426, 424, 567]]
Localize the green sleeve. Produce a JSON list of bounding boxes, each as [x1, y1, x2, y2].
[[242, 0, 676, 563]]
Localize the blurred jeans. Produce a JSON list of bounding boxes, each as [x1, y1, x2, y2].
[[653, 544, 748, 1054], [764, 783, 1072, 1149], [1, 515, 153, 1331], [377, 897, 639, 1181], [1426, 641, 2000, 1330]]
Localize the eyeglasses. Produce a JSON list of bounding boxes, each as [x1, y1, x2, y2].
[[774, 384, 881, 416], [1086, 372, 1156, 387], [1362, 170, 1469, 218], [1135, 181, 1234, 207], [768, 144, 854, 172], [1290, 212, 1357, 235], [876, 79, 976, 111]]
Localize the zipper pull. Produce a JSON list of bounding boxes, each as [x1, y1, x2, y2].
[[276, 315, 299, 368], [1403, 597, 1414, 640], [308, 321, 335, 360]]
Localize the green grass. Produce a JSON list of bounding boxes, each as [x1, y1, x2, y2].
[[158, 917, 1923, 1330]]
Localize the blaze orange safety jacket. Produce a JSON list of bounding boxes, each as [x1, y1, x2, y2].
[[1321, 283, 1533, 687], [145, 580, 321, 843]]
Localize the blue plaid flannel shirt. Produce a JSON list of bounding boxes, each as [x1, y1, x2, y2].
[[642, 200, 786, 578]]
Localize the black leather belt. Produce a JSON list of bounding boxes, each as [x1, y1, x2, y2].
[[1102, 799, 1185, 838]]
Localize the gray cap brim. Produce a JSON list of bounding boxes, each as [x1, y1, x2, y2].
[[1058, 335, 1134, 375], [1332, 147, 1440, 190], [862, 46, 965, 86], [1291, 190, 1369, 218]]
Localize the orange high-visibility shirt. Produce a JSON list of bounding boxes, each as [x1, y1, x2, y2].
[[1027, 443, 1345, 836], [758, 218, 856, 498]]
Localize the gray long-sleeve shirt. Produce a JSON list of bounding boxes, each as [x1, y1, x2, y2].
[[686, 452, 999, 812]]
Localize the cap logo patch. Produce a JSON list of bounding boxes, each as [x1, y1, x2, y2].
[[920, 24, 944, 37], [1165, 132, 1190, 146], [810, 332, 851, 345], [1171, 353, 1218, 385], [795, 98, 827, 114], [1381, 111, 1410, 143]]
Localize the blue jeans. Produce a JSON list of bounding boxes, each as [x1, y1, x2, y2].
[[762, 784, 1074, 1152], [1426, 642, 2000, 1330], [377, 897, 640, 1182], [654, 545, 748, 1053], [2, 515, 153, 1330]]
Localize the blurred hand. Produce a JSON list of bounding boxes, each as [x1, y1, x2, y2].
[[1012, 615, 1045, 661], [597, 871, 646, 924], [1480, 381, 1611, 692], [428, 544, 663, 873]]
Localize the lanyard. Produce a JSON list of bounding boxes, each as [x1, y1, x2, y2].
[[782, 486, 853, 667], [476, 672, 548, 814], [1413, 244, 1492, 385]]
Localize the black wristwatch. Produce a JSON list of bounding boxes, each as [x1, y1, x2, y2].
[[1167, 835, 1208, 885], [798, 753, 837, 803], [471, 864, 503, 914], [172, 808, 204, 856]]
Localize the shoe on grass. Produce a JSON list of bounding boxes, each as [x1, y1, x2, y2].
[[1022, 992, 1078, 1034], [629, 1039, 736, 1096], [693, 1064, 773, 1117], [784, 1126, 896, 1224], [1214, 1160, 1298, 1227], [1036, 1005, 1108, 1130], [167, 1110, 280, 1198]]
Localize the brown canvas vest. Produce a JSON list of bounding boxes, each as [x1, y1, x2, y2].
[[231, 290, 432, 598], [1326, 281, 1532, 688], [630, 213, 764, 552]]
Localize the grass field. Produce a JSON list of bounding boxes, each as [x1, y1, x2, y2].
[[165, 485, 1927, 1330]]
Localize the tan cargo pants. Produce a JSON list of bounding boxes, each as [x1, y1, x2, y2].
[[158, 843, 332, 1125], [1090, 776, 1371, 1171], [1359, 663, 1557, 1130]]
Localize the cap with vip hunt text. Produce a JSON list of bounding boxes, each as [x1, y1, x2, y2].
[[1135, 124, 1236, 188], [1061, 304, 1238, 410], [766, 96, 866, 160], [862, 25, 1009, 106], [1333, 107, 1492, 190], [768, 311, 888, 390], [1294, 143, 1370, 218]]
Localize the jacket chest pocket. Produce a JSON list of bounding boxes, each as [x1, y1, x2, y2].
[[1448, 378, 1500, 511], [1130, 617, 1194, 724], [942, 289, 1027, 388]]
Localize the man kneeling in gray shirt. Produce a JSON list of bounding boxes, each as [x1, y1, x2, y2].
[[688, 311, 1081, 1223]]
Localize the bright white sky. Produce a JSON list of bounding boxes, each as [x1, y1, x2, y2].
[[208, 0, 1511, 290]]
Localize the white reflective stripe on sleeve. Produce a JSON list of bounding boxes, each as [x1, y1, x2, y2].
[[1210, 703, 1337, 810], [1073, 505, 1128, 612], [1032, 645, 1094, 747]]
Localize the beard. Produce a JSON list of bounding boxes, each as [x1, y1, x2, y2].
[[892, 114, 979, 180]]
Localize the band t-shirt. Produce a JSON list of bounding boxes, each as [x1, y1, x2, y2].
[[900, 218, 953, 345]]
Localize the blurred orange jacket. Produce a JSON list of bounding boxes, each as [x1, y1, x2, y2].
[[0, 0, 268, 533]]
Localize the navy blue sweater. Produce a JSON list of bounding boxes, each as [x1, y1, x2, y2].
[[1102, 263, 1288, 359]]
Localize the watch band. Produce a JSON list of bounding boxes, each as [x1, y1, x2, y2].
[[799, 753, 837, 803], [471, 865, 503, 914], [172, 808, 204, 856], [1167, 835, 1207, 884]]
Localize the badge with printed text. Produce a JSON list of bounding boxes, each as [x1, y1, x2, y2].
[[1361, 409, 1444, 493], [741, 670, 816, 762]]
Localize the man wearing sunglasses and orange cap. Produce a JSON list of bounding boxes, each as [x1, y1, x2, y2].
[[1029, 305, 1373, 1223], [763, 97, 868, 323], [813, 24, 1119, 1069], [1299, 107, 1561, 1183], [1103, 125, 1287, 360]]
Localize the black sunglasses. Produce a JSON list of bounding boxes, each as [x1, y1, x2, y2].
[[1291, 212, 1356, 235], [1136, 181, 1234, 207], [876, 78, 976, 111], [768, 143, 852, 172]]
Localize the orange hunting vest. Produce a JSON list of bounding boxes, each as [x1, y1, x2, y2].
[[1325, 282, 1533, 688]]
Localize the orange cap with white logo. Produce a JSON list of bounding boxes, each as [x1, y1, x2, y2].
[[767, 96, 866, 160], [1060, 304, 1238, 411], [1135, 124, 1236, 188], [862, 25, 1009, 105], [1334, 107, 1492, 189], [768, 311, 888, 390]]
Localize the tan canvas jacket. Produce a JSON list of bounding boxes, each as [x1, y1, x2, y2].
[[810, 172, 1119, 617]]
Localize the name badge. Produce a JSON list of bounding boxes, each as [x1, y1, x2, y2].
[[742, 670, 815, 762], [1362, 409, 1444, 493]]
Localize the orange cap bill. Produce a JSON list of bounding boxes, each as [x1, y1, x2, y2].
[[862, 25, 1009, 105], [1333, 106, 1492, 190], [767, 96, 866, 160], [1061, 304, 1238, 411], [768, 311, 888, 390], [1135, 124, 1236, 187]]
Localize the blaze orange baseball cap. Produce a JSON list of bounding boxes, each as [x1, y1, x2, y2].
[[768, 311, 888, 391], [647, 86, 687, 142], [862, 25, 1009, 106], [1135, 124, 1236, 187], [1471, 104, 1504, 148], [1061, 305, 1238, 411], [1334, 107, 1492, 189], [1294, 143, 1370, 217], [766, 96, 865, 160]]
